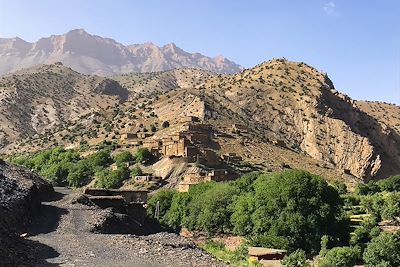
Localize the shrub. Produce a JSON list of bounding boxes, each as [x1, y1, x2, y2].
[[317, 246, 360, 267], [377, 175, 400, 192], [130, 164, 143, 177], [363, 232, 400, 267], [162, 121, 170, 128], [281, 249, 310, 267]]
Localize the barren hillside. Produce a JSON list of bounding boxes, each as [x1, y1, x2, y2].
[[1, 59, 399, 183], [0, 63, 129, 150]]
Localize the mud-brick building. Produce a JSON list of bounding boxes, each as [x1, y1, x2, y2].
[[178, 168, 231, 192], [143, 139, 162, 151]]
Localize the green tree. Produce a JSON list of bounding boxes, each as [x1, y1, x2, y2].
[[135, 148, 152, 164], [381, 193, 400, 220], [164, 193, 190, 230], [230, 193, 255, 235], [67, 160, 93, 187], [317, 246, 360, 267], [250, 170, 348, 253], [114, 151, 133, 165], [331, 181, 347, 194], [88, 149, 113, 169], [192, 183, 236, 234], [147, 189, 177, 225], [363, 232, 400, 267], [350, 219, 381, 253], [95, 166, 129, 189]]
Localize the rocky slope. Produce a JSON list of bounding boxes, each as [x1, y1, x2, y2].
[[195, 59, 400, 179], [0, 62, 129, 149], [1, 59, 399, 182], [0, 29, 242, 76], [0, 160, 54, 266]]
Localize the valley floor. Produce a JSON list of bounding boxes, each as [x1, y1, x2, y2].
[[26, 188, 227, 267]]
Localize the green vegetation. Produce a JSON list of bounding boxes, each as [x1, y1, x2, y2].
[[130, 164, 143, 177], [317, 246, 360, 267], [148, 170, 349, 254], [363, 232, 400, 267], [281, 249, 310, 267], [201, 240, 261, 267], [94, 165, 130, 189], [135, 147, 153, 164], [9, 146, 154, 188]]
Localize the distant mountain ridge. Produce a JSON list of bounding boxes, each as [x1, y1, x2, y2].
[[0, 29, 243, 76]]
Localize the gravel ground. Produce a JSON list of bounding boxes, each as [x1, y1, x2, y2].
[[26, 188, 228, 267]]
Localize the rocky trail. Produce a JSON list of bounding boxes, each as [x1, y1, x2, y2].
[[25, 187, 227, 267]]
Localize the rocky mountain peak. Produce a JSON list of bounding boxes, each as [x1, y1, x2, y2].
[[0, 29, 242, 75]]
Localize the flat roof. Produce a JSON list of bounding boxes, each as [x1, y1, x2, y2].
[[248, 247, 287, 256]]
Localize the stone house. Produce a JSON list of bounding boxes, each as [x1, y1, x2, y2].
[[143, 139, 162, 151]]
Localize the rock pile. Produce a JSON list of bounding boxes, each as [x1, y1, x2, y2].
[[0, 160, 54, 266]]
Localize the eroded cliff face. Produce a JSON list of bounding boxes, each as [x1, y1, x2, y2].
[[198, 59, 400, 180]]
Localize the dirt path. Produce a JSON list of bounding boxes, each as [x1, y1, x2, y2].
[[27, 188, 227, 267]]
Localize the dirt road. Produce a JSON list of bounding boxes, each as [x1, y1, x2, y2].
[[27, 187, 227, 267]]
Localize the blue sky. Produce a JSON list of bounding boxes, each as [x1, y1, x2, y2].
[[0, 0, 399, 104]]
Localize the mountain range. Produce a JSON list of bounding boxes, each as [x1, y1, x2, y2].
[[0, 29, 242, 76]]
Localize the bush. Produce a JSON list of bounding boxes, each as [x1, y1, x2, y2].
[[363, 232, 400, 267], [356, 182, 381, 195], [162, 121, 170, 128], [377, 175, 400, 192], [281, 249, 310, 267], [317, 246, 360, 267], [331, 181, 347, 194], [130, 164, 143, 177]]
